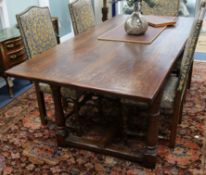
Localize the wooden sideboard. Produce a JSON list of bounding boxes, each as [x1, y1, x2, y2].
[[0, 27, 27, 97]]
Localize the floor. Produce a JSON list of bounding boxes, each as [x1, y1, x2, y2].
[[0, 78, 31, 108]]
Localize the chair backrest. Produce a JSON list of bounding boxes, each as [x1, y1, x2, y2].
[[178, 5, 206, 90], [142, 0, 180, 16], [69, 0, 95, 35], [16, 6, 57, 58]]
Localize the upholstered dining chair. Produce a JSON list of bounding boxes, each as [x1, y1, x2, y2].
[[142, 0, 180, 16], [16, 6, 82, 125], [69, 0, 96, 35], [187, 0, 206, 89], [121, 5, 206, 148]]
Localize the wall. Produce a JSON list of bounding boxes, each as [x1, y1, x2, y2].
[[4, 0, 108, 38], [49, 0, 71, 37], [5, 0, 39, 27]]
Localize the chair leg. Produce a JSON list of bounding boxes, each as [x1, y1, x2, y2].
[[178, 100, 184, 124], [34, 82, 48, 125], [178, 89, 187, 124], [169, 99, 183, 148], [169, 113, 179, 148], [187, 61, 193, 89]]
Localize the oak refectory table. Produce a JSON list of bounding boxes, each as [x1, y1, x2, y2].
[[5, 15, 193, 168]]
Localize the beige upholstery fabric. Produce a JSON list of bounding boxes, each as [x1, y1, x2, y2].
[[178, 6, 206, 90], [39, 83, 77, 100], [142, 0, 180, 16], [69, 0, 95, 35], [16, 6, 57, 58]]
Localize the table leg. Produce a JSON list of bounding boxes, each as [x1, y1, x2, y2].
[[50, 85, 67, 147], [143, 92, 162, 169], [34, 82, 47, 125]]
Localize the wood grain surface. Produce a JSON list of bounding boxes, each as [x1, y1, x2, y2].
[[6, 15, 193, 102], [98, 24, 166, 44]]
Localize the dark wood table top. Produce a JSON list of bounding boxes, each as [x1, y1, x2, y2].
[[6, 15, 193, 102]]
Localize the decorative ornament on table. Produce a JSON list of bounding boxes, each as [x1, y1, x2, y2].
[[124, 0, 155, 35]]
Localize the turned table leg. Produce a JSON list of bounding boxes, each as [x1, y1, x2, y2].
[[34, 82, 47, 125], [143, 92, 162, 169], [50, 85, 67, 147]]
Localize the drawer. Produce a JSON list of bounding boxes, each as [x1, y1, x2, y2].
[[3, 37, 23, 51], [5, 48, 27, 68], [8, 48, 25, 60]]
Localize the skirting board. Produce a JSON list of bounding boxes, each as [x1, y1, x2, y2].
[[60, 32, 74, 43]]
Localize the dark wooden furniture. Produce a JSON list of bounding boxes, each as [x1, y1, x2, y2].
[[0, 27, 27, 97], [6, 15, 193, 168]]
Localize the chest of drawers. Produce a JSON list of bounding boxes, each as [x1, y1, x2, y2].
[[0, 27, 27, 97]]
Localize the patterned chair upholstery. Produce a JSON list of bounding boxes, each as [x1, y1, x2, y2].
[[16, 6, 79, 124], [69, 0, 95, 35], [123, 0, 180, 16], [142, 0, 180, 16], [16, 7, 57, 58], [121, 5, 206, 148]]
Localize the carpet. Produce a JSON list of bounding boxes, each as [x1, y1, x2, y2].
[[0, 61, 206, 174], [0, 78, 32, 109]]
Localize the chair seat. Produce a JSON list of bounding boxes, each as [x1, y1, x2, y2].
[[121, 76, 179, 113], [39, 82, 77, 100], [161, 76, 179, 113]]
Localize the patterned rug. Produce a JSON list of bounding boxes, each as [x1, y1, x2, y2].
[[0, 61, 206, 174]]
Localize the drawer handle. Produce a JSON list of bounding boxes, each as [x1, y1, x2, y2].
[[10, 54, 17, 60], [6, 44, 15, 48], [9, 50, 24, 60]]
